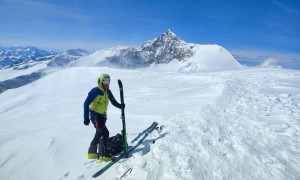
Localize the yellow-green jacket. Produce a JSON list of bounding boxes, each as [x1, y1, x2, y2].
[[84, 74, 121, 120]]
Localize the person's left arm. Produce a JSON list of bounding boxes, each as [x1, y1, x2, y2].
[[107, 89, 123, 109]]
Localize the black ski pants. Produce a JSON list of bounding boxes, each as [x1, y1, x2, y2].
[[88, 113, 109, 156]]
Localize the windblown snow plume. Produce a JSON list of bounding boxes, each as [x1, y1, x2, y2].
[[259, 58, 282, 68]]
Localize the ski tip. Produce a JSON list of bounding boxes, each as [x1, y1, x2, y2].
[[118, 79, 123, 86]]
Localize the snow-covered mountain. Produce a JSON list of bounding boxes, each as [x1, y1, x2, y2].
[[74, 29, 243, 71], [0, 46, 58, 67]]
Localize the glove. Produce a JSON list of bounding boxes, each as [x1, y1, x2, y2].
[[120, 103, 125, 109], [84, 118, 90, 126]]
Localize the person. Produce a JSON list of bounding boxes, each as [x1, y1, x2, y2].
[[83, 74, 125, 162]]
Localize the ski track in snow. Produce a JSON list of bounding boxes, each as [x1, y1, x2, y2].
[[0, 152, 17, 168], [0, 67, 300, 179]]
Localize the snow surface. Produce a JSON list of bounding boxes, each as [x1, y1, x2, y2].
[[0, 64, 300, 179]]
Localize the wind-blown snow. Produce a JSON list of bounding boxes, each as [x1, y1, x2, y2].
[[259, 58, 282, 68], [0, 66, 299, 180], [73, 46, 127, 67]]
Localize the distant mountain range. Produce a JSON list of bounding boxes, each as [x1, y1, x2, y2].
[[0, 46, 56, 67], [0, 46, 90, 68]]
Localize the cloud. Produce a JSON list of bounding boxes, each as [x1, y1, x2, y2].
[[0, 0, 89, 24], [268, 0, 300, 15]]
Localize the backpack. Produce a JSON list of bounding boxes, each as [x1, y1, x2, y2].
[[107, 133, 124, 156]]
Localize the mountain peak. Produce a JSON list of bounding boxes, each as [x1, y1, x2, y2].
[[166, 28, 176, 36], [139, 29, 182, 51], [158, 28, 180, 42]]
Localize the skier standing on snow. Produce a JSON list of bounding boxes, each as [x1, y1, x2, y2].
[[83, 74, 125, 162]]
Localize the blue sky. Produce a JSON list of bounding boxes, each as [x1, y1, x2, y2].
[[0, 0, 299, 60]]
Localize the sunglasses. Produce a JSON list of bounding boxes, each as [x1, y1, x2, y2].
[[102, 78, 110, 84]]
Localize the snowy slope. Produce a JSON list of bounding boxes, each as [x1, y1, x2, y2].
[[149, 45, 242, 72], [0, 61, 50, 81], [0, 66, 299, 180]]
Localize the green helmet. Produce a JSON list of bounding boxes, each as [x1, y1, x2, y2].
[[98, 74, 110, 85]]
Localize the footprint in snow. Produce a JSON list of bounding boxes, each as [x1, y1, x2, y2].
[[58, 172, 69, 180], [83, 159, 97, 165], [77, 174, 85, 180], [269, 123, 290, 133]]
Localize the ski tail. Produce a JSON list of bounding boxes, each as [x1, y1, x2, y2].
[[131, 122, 158, 144]]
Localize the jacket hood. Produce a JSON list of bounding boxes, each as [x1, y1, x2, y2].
[[98, 74, 110, 90]]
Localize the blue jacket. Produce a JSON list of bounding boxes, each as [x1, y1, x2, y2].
[[84, 87, 121, 120]]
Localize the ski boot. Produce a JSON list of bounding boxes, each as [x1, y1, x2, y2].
[[99, 155, 115, 163], [88, 153, 98, 159]]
